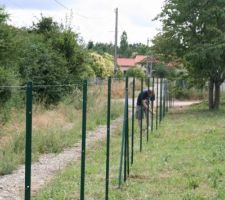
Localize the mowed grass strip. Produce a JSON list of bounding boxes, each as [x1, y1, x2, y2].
[[35, 102, 225, 200]]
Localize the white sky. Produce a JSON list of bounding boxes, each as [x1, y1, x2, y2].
[[1, 0, 164, 44]]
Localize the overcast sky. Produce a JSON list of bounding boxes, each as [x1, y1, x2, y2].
[[1, 0, 164, 44]]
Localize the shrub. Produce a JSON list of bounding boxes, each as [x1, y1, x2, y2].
[[89, 52, 114, 78], [114, 68, 123, 80], [174, 88, 205, 100], [0, 68, 12, 105], [126, 67, 145, 78], [19, 39, 69, 105]]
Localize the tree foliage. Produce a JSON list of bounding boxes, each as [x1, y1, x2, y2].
[[88, 42, 114, 55], [0, 7, 8, 24], [119, 31, 129, 57], [19, 38, 69, 105], [0, 68, 12, 105], [0, 12, 97, 106], [88, 52, 114, 78], [154, 0, 225, 109], [126, 67, 145, 78], [129, 43, 152, 56], [87, 34, 151, 58]]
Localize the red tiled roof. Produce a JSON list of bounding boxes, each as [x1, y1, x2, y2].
[[117, 58, 135, 66], [134, 55, 146, 63], [117, 55, 146, 67]]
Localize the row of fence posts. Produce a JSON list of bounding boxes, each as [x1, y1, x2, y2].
[[24, 77, 173, 200], [118, 77, 172, 190]]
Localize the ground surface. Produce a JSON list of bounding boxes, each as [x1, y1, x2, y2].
[[0, 117, 123, 200], [34, 100, 225, 199], [0, 100, 201, 200]]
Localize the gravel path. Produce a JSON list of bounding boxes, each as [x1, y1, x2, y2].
[[0, 117, 123, 200]]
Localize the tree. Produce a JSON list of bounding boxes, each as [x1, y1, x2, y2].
[[129, 43, 152, 56], [154, 0, 225, 109], [0, 7, 14, 68], [32, 16, 60, 35], [0, 7, 16, 106], [87, 40, 94, 49], [90, 42, 114, 55], [0, 7, 8, 24], [31, 16, 92, 82], [119, 31, 130, 57], [19, 37, 69, 105]]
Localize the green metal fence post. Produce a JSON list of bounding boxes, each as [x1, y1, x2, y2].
[[131, 78, 135, 165], [163, 79, 166, 118], [147, 77, 150, 142], [118, 109, 125, 188], [140, 78, 143, 152], [166, 80, 169, 112], [125, 77, 129, 177], [169, 81, 172, 108], [105, 77, 111, 200], [151, 77, 155, 132], [156, 78, 159, 129], [80, 80, 87, 200], [160, 78, 163, 122], [25, 81, 32, 200], [123, 77, 129, 182]]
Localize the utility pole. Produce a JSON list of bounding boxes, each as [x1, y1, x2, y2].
[[147, 56, 153, 78], [147, 37, 149, 47], [150, 60, 153, 77], [114, 8, 118, 74]]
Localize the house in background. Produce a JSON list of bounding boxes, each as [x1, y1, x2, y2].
[[117, 55, 158, 77], [117, 55, 146, 75], [138, 55, 159, 77]]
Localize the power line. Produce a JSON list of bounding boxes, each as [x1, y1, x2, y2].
[[52, 0, 90, 19], [52, 0, 108, 20], [53, 0, 70, 10]]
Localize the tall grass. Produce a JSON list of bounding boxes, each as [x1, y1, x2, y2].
[[0, 84, 123, 175]]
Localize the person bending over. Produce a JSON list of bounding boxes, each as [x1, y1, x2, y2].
[[136, 89, 155, 129]]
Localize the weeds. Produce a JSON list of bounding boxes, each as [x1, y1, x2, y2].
[[0, 85, 123, 175]]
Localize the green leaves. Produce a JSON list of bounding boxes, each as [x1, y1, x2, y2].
[[0, 67, 12, 105], [88, 52, 114, 78], [126, 67, 145, 78], [19, 39, 69, 105], [152, 0, 225, 109], [119, 31, 129, 57], [0, 7, 8, 24]]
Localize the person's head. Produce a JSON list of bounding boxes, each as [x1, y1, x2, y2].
[[148, 90, 155, 101]]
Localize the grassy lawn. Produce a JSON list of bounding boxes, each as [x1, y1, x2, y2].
[[35, 101, 225, 200]]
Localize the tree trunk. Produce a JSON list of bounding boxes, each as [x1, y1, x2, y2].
[[208, 79, 214, 110], [214, 81, 220, 110]]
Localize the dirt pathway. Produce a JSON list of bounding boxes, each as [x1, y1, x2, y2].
[[0, 117, 123, 200], [173, 100, 201, 107]]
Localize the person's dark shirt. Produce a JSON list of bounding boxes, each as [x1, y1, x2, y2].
[[137, 90, 149, 106]]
